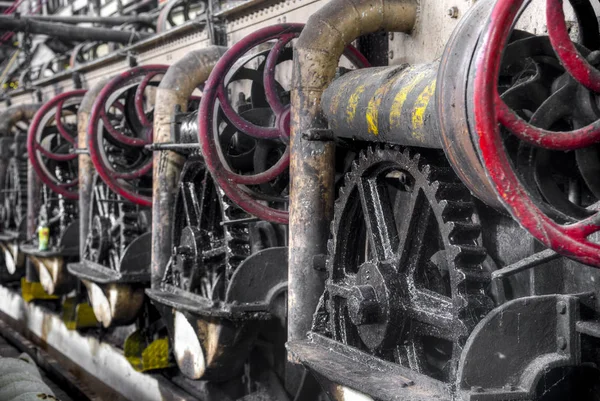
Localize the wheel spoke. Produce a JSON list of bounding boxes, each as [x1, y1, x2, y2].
[[217, 90, 281, 139], [54, 100, 76, 145], [181, 181, 201, 227], [111, 161, 152, 180], [35, 143, 77, 161], [396, 189, 427, 269], [357, 176, 399, 261], [100, 109, 148, 146], [264, 34, 295, 115]]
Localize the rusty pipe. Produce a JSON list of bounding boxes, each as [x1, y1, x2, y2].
[[321, 64, 440, 147], [0, 16, 152, 44], [78, 78, 111, 258], [0, 104, 39, 137], [151, 46, 226, 289], [289, 0, 418, 343]]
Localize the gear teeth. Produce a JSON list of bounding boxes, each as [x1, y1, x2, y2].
[[441, 200, 476, 220], [327, 144, 493, 380], [453, 244, 488, 265], [448, 221, 482, 243], [436, 182, 471, 202]]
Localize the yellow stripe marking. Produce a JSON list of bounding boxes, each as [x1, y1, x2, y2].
[[411, 79, 437, 141], [389, 70, 429, 129], [366, 82, 390, 136], [346, 84, 366, 124]]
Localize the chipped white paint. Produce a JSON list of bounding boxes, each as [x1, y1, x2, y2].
[[85, 281, 112, 328], [0, 285, 192, 401], [4, 248, 15, 275], [341, 386, 374, 401], [173, 311, 205, 379]]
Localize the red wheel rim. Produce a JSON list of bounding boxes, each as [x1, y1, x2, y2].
[[474, 0, 600, 267], [27, 90, 86, 200], [198, 23, 370, 224], [88, 65, 168, 207]]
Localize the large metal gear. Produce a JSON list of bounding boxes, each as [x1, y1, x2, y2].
[[166, 154, 251, 298], [323, 147, 493, 382], [84, 175, 150, 270]]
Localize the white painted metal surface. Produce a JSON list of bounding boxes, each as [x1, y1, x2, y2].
[[0, 285, 194, 401]]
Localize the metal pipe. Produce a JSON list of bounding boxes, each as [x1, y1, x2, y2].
[[151, 46, 226, 289], [0, 104, 38, 280], [0, 16, 152, 44], [0, 103, 39, 136], [289, 0, 418, 343], [78, 77, 111, 258], [321, 64, 441, 147], [29, 14, 155, 26]]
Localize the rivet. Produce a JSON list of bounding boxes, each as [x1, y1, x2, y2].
[[557, 336, 567, 350], [388, 51, 394, 59], [447, 6, 459, 18]]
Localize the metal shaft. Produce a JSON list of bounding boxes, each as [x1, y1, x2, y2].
[[0, 16, 152, 44], [321, 64, 441, 148], [29, 14, 155, 26]]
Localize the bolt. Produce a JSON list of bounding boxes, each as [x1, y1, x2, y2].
[[471, 386, 484, 393], [388, 50, 394, 60], [448, 6, 459, 18], [176, 245, 192, 256], [347, 285, 379, 326], [312, 254, 327, 272], [557, 301, 567, 315], [557, 336, 567, 350]]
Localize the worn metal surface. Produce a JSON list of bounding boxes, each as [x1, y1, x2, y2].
[[151, 46, 226, 289], [322, 64, 440, 148], [77, 78, 111, 258], [457, 294, 597, 401], [287, 333, 450, 401], [289, 0, 418, 345]]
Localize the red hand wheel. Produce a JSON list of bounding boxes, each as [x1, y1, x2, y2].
[[198, 23, 369, 224], [474, 0, 600, 267], [88, 65, 168, 207], [27, 89, 86, 200]]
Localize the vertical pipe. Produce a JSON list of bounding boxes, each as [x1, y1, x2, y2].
[[25, 164, 41, 281], [289, 0, 418, 343], [77, 78, 111, 258], [151, 46, 226, 289]]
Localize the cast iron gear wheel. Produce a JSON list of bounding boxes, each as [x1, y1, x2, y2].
[[323, 146, 493, 382], [168, 154, 252, 299], [85, 176, 149, 270]]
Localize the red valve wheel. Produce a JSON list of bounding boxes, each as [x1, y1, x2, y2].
[[198, 23, 369, 224], [88, 65, 168, 207], [474, 0, 600, 266], [27, 90, 86, 200]]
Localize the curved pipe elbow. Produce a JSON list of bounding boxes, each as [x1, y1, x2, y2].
[[151, 45, 226, 289], [153, 45, 227, 145], [293, 0, 418, 92], [0, 103, 41, 137]]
